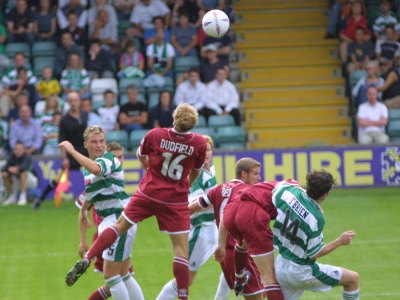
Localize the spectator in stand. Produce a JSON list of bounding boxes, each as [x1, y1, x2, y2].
[[357, 85, 389, 145], [113, 0, 137, 20], [88, 0, 118, 28], [2, 52, 36, 87], [0, 22, 8, 67], [0, 113, 9, 156], [7, 92, 30, 124], [171, 11, 198, 57], [174, 68, 206, 114], [42, 111, 62, 156], [346, 26, 374, 74], [325, 0, 345, 38], [9, 105, 43, 155], [373, 0, 400, 40], [61, 12, 87, 48], [339, 0, 371, 63], [200, 44, 226, 83], [36, 94, 62, 129], [378, 57, 400, 108], [205, 68, 241, 126], [352, 60, 384, 105], [89, 9, 118, 52], [201, 28, 232, 66], [33, 0, 57, 42], [129, 0, 170, 37], [60, 53, 90, 100], [2, 67, 38, 116], [198, 0, 226, 11], [375, 25, 400, 63], [118, 40, 145, 79], [97, 90, 120, 131], [85, 39, 114, 79], [35, 93, 69, 117], [144, 16, 171, 45], [37, 67, 61, 100], [57, 0, 87, 30], [5, 0, 35, 45], [54, 32, 85, 79], [149, 90, 175, 128], [118, 85, 148, 133], [167, 0, 202, 27], [146, 29, 175, 78], [1, 141, 38, 206], [81, 98, 102, 126]]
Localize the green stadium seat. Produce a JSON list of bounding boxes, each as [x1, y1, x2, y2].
[[218, 142, 246, 150], [119, 78, 145, 93], [215, 126, 246, 146], [192, 127, 216, 140], [388, 120, 400, 138], [148, 92, 160, 109], [32, 41, 57, 57], [208, 115, 235, 128], [349, 70, 367, 89], [130, 129, 148, 149], [106, 130, 129, 148], [174, 56, 200, 73], [5, 42, 30, 59], [119, 92, 146, 105], [389, 108, 400, 120], [196, 115, 207, 128], [146, 77, 174, 94], [33, 56, 54, 76]]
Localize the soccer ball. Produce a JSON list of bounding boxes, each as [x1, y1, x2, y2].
[[202, 9, 230, 38]]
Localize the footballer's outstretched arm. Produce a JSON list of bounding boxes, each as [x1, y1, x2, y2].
[[59, 141, 101, 175], [312, 230, 356, 260]]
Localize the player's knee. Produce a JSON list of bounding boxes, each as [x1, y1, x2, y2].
[[342, 269, 359, 288], [350, 271, 360, 286]]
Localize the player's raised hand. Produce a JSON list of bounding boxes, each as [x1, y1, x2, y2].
[[59, 141, 75, 154], [339, 230, 356, 245]]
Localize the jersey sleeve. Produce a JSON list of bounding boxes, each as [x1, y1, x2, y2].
[[206, 186, 219, 208], [138, 129, 153, 156], [95, 155, 115, 177]]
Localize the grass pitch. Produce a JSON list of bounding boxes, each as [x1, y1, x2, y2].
[[0, 188, 399, 299]]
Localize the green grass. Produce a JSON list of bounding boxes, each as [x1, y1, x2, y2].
[[0, 188, 399, 299]]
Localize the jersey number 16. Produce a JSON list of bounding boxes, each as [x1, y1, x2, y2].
[[161, 153, 187, 180]]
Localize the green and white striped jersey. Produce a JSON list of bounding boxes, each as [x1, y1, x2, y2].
[[83, 151, 129, 218], [189, 165, 217, 227], [272, 181, 325, 266]]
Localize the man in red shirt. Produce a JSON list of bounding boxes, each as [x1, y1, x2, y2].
[[220, 180, 286, 300], [66, 103, 207, 300], [190, 157, 264, 299]]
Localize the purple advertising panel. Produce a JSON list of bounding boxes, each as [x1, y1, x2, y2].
[[31, 145, 400, 199]]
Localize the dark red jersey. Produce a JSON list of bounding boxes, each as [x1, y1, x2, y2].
[[138, 128, 207, 205]]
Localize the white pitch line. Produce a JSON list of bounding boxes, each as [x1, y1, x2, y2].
[[301, 292, 400, 299]]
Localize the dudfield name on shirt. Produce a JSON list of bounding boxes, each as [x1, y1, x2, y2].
[[160, 139, 194, 155], [28, 146, 399, 199]]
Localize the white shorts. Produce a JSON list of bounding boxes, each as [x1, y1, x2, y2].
[[188, 222, 218, 271], [98, 213, 137, 262], [275, 255, 342, 300]]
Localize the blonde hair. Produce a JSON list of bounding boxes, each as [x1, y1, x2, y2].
[[235, 158, 261, 179], [83, 125, 105, 142], [107, 141, 123, 151], [203, 135, 214, 149], [173, 103, 199, 132]]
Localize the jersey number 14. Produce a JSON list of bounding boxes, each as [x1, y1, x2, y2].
[[281, 209, 300, 245], [161, 153, 187, 180]]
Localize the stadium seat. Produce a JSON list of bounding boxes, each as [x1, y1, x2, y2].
[[106, 130, 129, 148], [196, 115, 207, 128], [119, 78, 145, 93], [91, 94, 104, 110], [90, 78, 118, 95], [174, 56, 200, 73], [32, 41, 57, 57], [388, 120, 400, 138], [389, 108, 400, 120], [146, 77, 174, 94], [208, 115, 235, 128], [33, 56, 54, 76], [192, 127, 216, 140], [148, 92, 160, 109], [119, 92, 146, 105], [218, 142, 246, 150], [130, 129, 148, 149], [215, 126, 246, 146], [5, 42, 30, 59], [349, 70, 367, 89]]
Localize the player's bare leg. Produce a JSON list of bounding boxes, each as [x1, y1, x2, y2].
[[252, 253, 284, 300], [170, 232, 190, 300], [103, 259, 130, 300], [339, 268, 360, 300]]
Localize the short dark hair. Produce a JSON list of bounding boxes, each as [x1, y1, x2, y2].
[[306, 170, 336, 200], [152, 16, 164, 24], [103, 89, 114, 96], [189, 67, 199, 74]]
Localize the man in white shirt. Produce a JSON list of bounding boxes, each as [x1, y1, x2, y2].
[[146, 29, 175, 77], [206, 68, 241, 126], [174, 68, 206, 113], [357, 85, 390, 145], [130, 0, 170, 32]]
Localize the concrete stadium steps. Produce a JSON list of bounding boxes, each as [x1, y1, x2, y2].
[[247, 126, 353, 148], [243, 96, 348, 110], [235, 27, 327, 42], [234, 38, 337, 50], [245, 106, 350, 129], [241, 86, 346, 102], [233, 0, 326, 10], [233, 9, 328, 30]]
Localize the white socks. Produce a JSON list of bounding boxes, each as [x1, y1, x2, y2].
[[122, 272, 145, 300], [214, 272, 230, 300], [156, 279, 178, 300], [106, 275, 129, 300]]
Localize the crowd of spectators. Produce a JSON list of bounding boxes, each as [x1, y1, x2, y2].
[[326, 0, 400, 145], [0, 0, 240, 158]]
